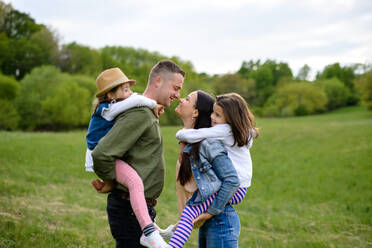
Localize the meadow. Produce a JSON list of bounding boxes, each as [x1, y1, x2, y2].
[[0, 106, 371, 248]]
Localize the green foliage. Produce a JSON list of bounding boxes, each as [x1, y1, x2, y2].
[[355, 70, 372, 110], [238, 59, 293, 106], [296, 64, 311, 81], [0, 99, 19, 130], [58, 42, 102, 76], [316, 63, 356, 91], [43, 81, 91, 127], [15, 65, 95, 130], [213, 73, 257, 104], [315, 78, 351, 110], [0, 73, 18, 100], [263, 81, 327, 117]]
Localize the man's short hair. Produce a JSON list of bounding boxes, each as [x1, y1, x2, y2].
[[149, 60, 185, 82]]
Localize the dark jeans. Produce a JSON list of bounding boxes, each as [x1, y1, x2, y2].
[[107, 190, 156, 248]]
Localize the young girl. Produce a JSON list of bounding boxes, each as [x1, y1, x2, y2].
[[168, 92, 259, 248], [86, 68, 169, 248]]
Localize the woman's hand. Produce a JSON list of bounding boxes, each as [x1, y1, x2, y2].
[[193, 212, 213, 228]]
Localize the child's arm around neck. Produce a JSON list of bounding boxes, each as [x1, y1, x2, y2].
[[101, 93, 157, 121], [176, 124, 231, 144]]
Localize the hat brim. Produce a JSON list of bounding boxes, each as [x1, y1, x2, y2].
[[96, 79, 136, 97]]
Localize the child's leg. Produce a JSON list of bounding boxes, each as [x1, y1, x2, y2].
[[169, 194, 216, 248], [229, 187, 248, 205], [115, 159, 152, 230]]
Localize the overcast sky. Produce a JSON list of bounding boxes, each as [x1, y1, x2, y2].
[[4, 0, 372, 78]]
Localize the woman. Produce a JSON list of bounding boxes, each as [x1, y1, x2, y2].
[[173, 90, 241, 248]]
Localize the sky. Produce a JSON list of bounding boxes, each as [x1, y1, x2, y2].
[[4, 0, 372, 78]]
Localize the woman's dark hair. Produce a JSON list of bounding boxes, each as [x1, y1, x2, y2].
[[178, 90, 214, 186]]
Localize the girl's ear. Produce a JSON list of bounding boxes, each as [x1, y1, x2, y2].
[[192, 109, 199, 119], [107, 92, 115, 101]]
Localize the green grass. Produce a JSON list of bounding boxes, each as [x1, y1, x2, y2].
[[1, 106, 371, 247]]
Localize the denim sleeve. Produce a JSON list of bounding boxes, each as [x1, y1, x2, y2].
[[203, 142, 240, 215]]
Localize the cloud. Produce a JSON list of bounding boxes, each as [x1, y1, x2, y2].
[[4, 0, 372, 77]]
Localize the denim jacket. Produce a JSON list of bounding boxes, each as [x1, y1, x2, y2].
[[184, 139, 240, 215]]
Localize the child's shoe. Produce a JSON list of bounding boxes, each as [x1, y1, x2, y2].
[[156, 224, 175, 241], [140, 230, 171, 248]]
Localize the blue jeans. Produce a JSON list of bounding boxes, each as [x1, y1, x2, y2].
[[198, 205, 240, 248], [106, 190, 156, 248]]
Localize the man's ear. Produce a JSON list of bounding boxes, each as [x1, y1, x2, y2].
[[153, 75, 162, 88]]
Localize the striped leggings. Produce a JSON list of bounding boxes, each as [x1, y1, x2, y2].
[[168, 187, 247, 248]]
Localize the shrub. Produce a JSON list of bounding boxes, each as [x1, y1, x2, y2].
[[355, 71, 372, 110], [263, 82, 327, 117], [42, 81, 91, 127], [15, 65, 95, 130], [0, 99, 20, 130], [315, 78, 351, 110], [0, 73, 18, 100]]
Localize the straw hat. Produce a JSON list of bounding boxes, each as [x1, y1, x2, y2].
[[95, 68, 136, 97]]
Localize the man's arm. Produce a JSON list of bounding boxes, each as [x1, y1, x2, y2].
[[92, 108, 152, 181]]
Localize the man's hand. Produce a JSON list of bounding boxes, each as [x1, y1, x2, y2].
[[193, 212, 213, 229], [153, 104, 164, 118]]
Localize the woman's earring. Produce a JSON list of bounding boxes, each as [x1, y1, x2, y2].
[[191, 117, 194, 120]]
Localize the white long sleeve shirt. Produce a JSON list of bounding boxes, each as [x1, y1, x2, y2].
[[176, 124, 255, 187]]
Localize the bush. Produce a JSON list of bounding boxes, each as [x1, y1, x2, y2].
[[0, 73, 18, 100], [42, 81, 91, 127], [355, 71, 372, 110], [263, 82, 327, 117], [315, 78, 351, 110], [15, 65, 95, 130], [0, 99, 20, 130]]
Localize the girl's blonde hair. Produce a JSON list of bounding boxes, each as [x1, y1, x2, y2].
[[92, 85, 124, 114], [215, 93, 259, 147]]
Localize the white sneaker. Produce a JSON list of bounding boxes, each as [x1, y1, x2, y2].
[[140, 230, 171, 248], [157, 224, 175, 241]]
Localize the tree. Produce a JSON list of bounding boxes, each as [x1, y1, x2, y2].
[[213, 73, 257, 105], [263, 82, 327, 117], [296, 64, 311, 81], [316, 63, 355, 90], [355, 70, 372, 110], [238, 59, 293, 106], [315, 78, 351, 110], [58, 42, 102, 76]]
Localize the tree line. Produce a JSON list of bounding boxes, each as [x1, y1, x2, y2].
[[0, 1, 371, 130]]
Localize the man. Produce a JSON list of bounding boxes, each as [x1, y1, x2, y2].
[[92, 60, 185, 248]]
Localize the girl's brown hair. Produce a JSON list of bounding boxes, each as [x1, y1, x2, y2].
[[215, 93, 259, 147]]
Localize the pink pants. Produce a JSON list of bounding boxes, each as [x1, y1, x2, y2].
[[115, 159, 152, 230]]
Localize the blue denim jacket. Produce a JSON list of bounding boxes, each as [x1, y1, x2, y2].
[[184, 139, 240, 215]]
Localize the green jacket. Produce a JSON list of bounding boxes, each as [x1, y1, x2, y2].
[[92, 107, 165, 200]]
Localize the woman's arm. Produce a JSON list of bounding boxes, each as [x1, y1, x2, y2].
[[202, 140, 240, 215], [176, 124, 231, 143], [101, 94, 157, 121], [207, 154, 240, 215]]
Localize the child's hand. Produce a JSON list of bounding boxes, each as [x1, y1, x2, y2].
[[91, 179, 105, 191], [153, 104, 164, 118], [91, 179, 115, 193], [97, 180, 116, 193]]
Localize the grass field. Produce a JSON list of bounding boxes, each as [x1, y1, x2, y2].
[[0, 106, 371, 247]]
